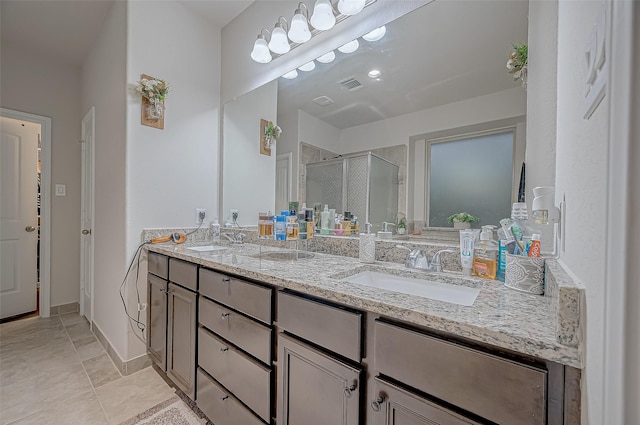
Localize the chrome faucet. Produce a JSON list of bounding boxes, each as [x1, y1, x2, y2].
[[223, 233, 246, 244], [396, 246, 456, 272]]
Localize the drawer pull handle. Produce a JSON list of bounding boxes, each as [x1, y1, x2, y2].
[[220, 346, 229, 353], [221, 312, 230, 319], [371, 396, 385, 412], [344, 383, 357, 398], [219, 395, 229, 401]]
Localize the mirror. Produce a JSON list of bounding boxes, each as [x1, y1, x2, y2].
[[222, 0, 529, 229]]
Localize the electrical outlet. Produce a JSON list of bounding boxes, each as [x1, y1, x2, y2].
[[137, 303, 147, 312], [196, 208, 206, 225]]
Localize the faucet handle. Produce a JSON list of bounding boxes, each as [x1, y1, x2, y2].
[[429, 249, 456, 272]]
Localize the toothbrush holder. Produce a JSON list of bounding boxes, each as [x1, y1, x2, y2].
[[504, 254, 545, 295]]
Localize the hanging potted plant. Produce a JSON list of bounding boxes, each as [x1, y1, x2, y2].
[[264, 121, 282, 150], [134, 76, 170, 120], [506, 43, 528, 90], [447, 212, 480, 229]]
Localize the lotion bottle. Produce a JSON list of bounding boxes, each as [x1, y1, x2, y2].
[[320, 205, 330, 235], [473, 225, 498, 280], [211, 218, 221, 243]]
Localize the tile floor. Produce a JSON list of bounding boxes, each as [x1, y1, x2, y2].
[[0, 312, 176, 425]]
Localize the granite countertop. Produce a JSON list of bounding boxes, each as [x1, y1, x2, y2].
[[146, 241, 583, 368]]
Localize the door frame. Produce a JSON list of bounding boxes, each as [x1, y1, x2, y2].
[[80, 107, 95, 323], [276, 152, 293, 212], [0, 108, 51, 318]]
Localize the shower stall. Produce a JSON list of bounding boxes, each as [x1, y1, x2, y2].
[[305, 152, 399, 233]]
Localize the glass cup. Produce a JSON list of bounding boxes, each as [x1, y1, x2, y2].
[[258, 212, 273, 239]]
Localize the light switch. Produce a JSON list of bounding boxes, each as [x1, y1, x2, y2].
[[55, 184, 66, 197]]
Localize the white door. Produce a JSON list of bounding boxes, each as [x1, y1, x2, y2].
[[80, 108, 95, 322], [0, 118, 39, 319], [276, 153, 292, 213]]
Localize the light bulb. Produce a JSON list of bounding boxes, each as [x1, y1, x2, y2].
[[310, 0, 336, 31], [316, 51, 336, 63], [362, 26, 386, 42], [250, 35, 272, 63], [288, 10, 311, 43], [337, 0, 365, 15], [338, 39, 359, 54], [298, 61, 316, 72], [368, 69, 381, 78], [268, 24, 290, 54], [282, 70, 298, 79]]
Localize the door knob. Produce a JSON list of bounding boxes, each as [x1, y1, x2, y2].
[[25, 226, 36, 232], [82, 229, 92, 235]]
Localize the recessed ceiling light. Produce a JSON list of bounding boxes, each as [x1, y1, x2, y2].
[[282, 70, 298, 79], [362, 26, 386, 42], [368, 69, 381, 78], [338, 39, 359, 54], [298, 61, 316, 72], [317, 51, 336, 64]]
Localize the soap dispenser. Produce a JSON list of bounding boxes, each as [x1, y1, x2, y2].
[[359, 223, 376, 263], [473, 225, 498, 280], [377, 222, 393, 239]]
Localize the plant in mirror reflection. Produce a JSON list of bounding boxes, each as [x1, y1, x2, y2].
[[507, 43, 528, 88], [264, 121, 282, 150]]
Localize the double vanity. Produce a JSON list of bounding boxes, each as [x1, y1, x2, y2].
[[145, 237, 582, 425]]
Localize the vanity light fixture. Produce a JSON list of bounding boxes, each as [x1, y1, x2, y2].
[[251, 29, 272, 63], [268, 17, 290, 54], [288, 3, 312, 43], [316, 50, 336, 63], [298, 60, 316, 71], [282, 69, 299, 79], [310, 0, 336, 31], [368, 69, 381, 78], [338, 39, 359, 54], [337, 0, 365, 15], [362, 25, 386, 42]]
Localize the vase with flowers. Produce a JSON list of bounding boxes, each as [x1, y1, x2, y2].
[[135, 76, 170, 120], [507, 43, 528, 90], [264, 121, 282, 150]]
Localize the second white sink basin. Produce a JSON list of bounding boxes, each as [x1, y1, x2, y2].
[[187, 245, 228, 252], [343, 271, 480, 306]]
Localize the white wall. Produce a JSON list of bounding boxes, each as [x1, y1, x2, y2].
[[0, 43, 82, 307], [81, 0, 128, 359], [126, 0, 221, 358], [555, 2, 610, 423], [222, 80, 278, 225]]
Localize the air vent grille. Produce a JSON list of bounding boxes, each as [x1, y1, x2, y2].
[[338, 77, 363, 91], [312, 96, 335, 106]]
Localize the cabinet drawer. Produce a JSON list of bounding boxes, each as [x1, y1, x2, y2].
[[277, 291, 362, 362], [199, 268, 272, 324], [148, 252, 168, 279], [198, 327, 271, 422], [168, 258, 197, 291], [197, 368, 265, 425], [374, 320, 547, 425], [371, 376, 482, 425], [199, 297, 272, 364]]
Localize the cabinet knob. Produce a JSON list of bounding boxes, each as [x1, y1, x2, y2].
[[344, 383, 357, 398], [221, 312, 230, 319], [220, 346, 229, 353], [371, 396, 385, 412]]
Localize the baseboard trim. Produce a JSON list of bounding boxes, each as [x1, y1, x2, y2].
[[92, 321, 152, 376], [50, 302, 79, 316]]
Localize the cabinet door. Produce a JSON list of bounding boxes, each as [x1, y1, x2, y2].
[[370, 377, 482, 425], [277, 333, 361, 425], [167, 283, 197, 399], [147, 274, 167, 371]]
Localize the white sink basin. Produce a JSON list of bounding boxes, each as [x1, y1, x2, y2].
[[187, 245, 228, 252], [343, 271, 480, 306]]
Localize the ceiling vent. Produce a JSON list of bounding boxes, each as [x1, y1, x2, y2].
[[312, 96, 335, 106], [338, 77, 363, 91]]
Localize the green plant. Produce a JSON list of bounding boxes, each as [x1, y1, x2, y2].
[[506, 43, 528, 79], [447, 212, 480, 224], [265, 121, 282, 139], [397, 217, 406, 229]]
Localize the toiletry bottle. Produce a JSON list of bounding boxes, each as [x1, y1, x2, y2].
[[275, 211, 287, 241], [305, 208, 314, 239], [496, 226, 508, 282], [335, 214, 343, 236], [528, 233, 541, 258], [359, 223, 375, 263], [352, 215, 359, 234], [286, 214, 299, 240], [329, 209, 336, 234], [211, 218, 221, 243], [320, 205, 330, 235], [298, 211, 307, 240], [473, 225, 498, 280], [459, 229, 478, 277], [342, 211, 352, 236]]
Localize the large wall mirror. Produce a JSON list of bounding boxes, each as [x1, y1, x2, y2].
[[222, 0, 528, 230]]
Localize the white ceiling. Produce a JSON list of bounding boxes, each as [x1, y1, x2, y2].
[[277, 0, 529, 129], [0, 0, 254, 67]]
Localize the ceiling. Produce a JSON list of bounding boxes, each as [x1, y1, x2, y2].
[[277, 0, 529, 129], [0, 0, 254, 67]]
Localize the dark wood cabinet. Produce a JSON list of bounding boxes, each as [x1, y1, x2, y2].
[[167, 282, 197, 398]]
